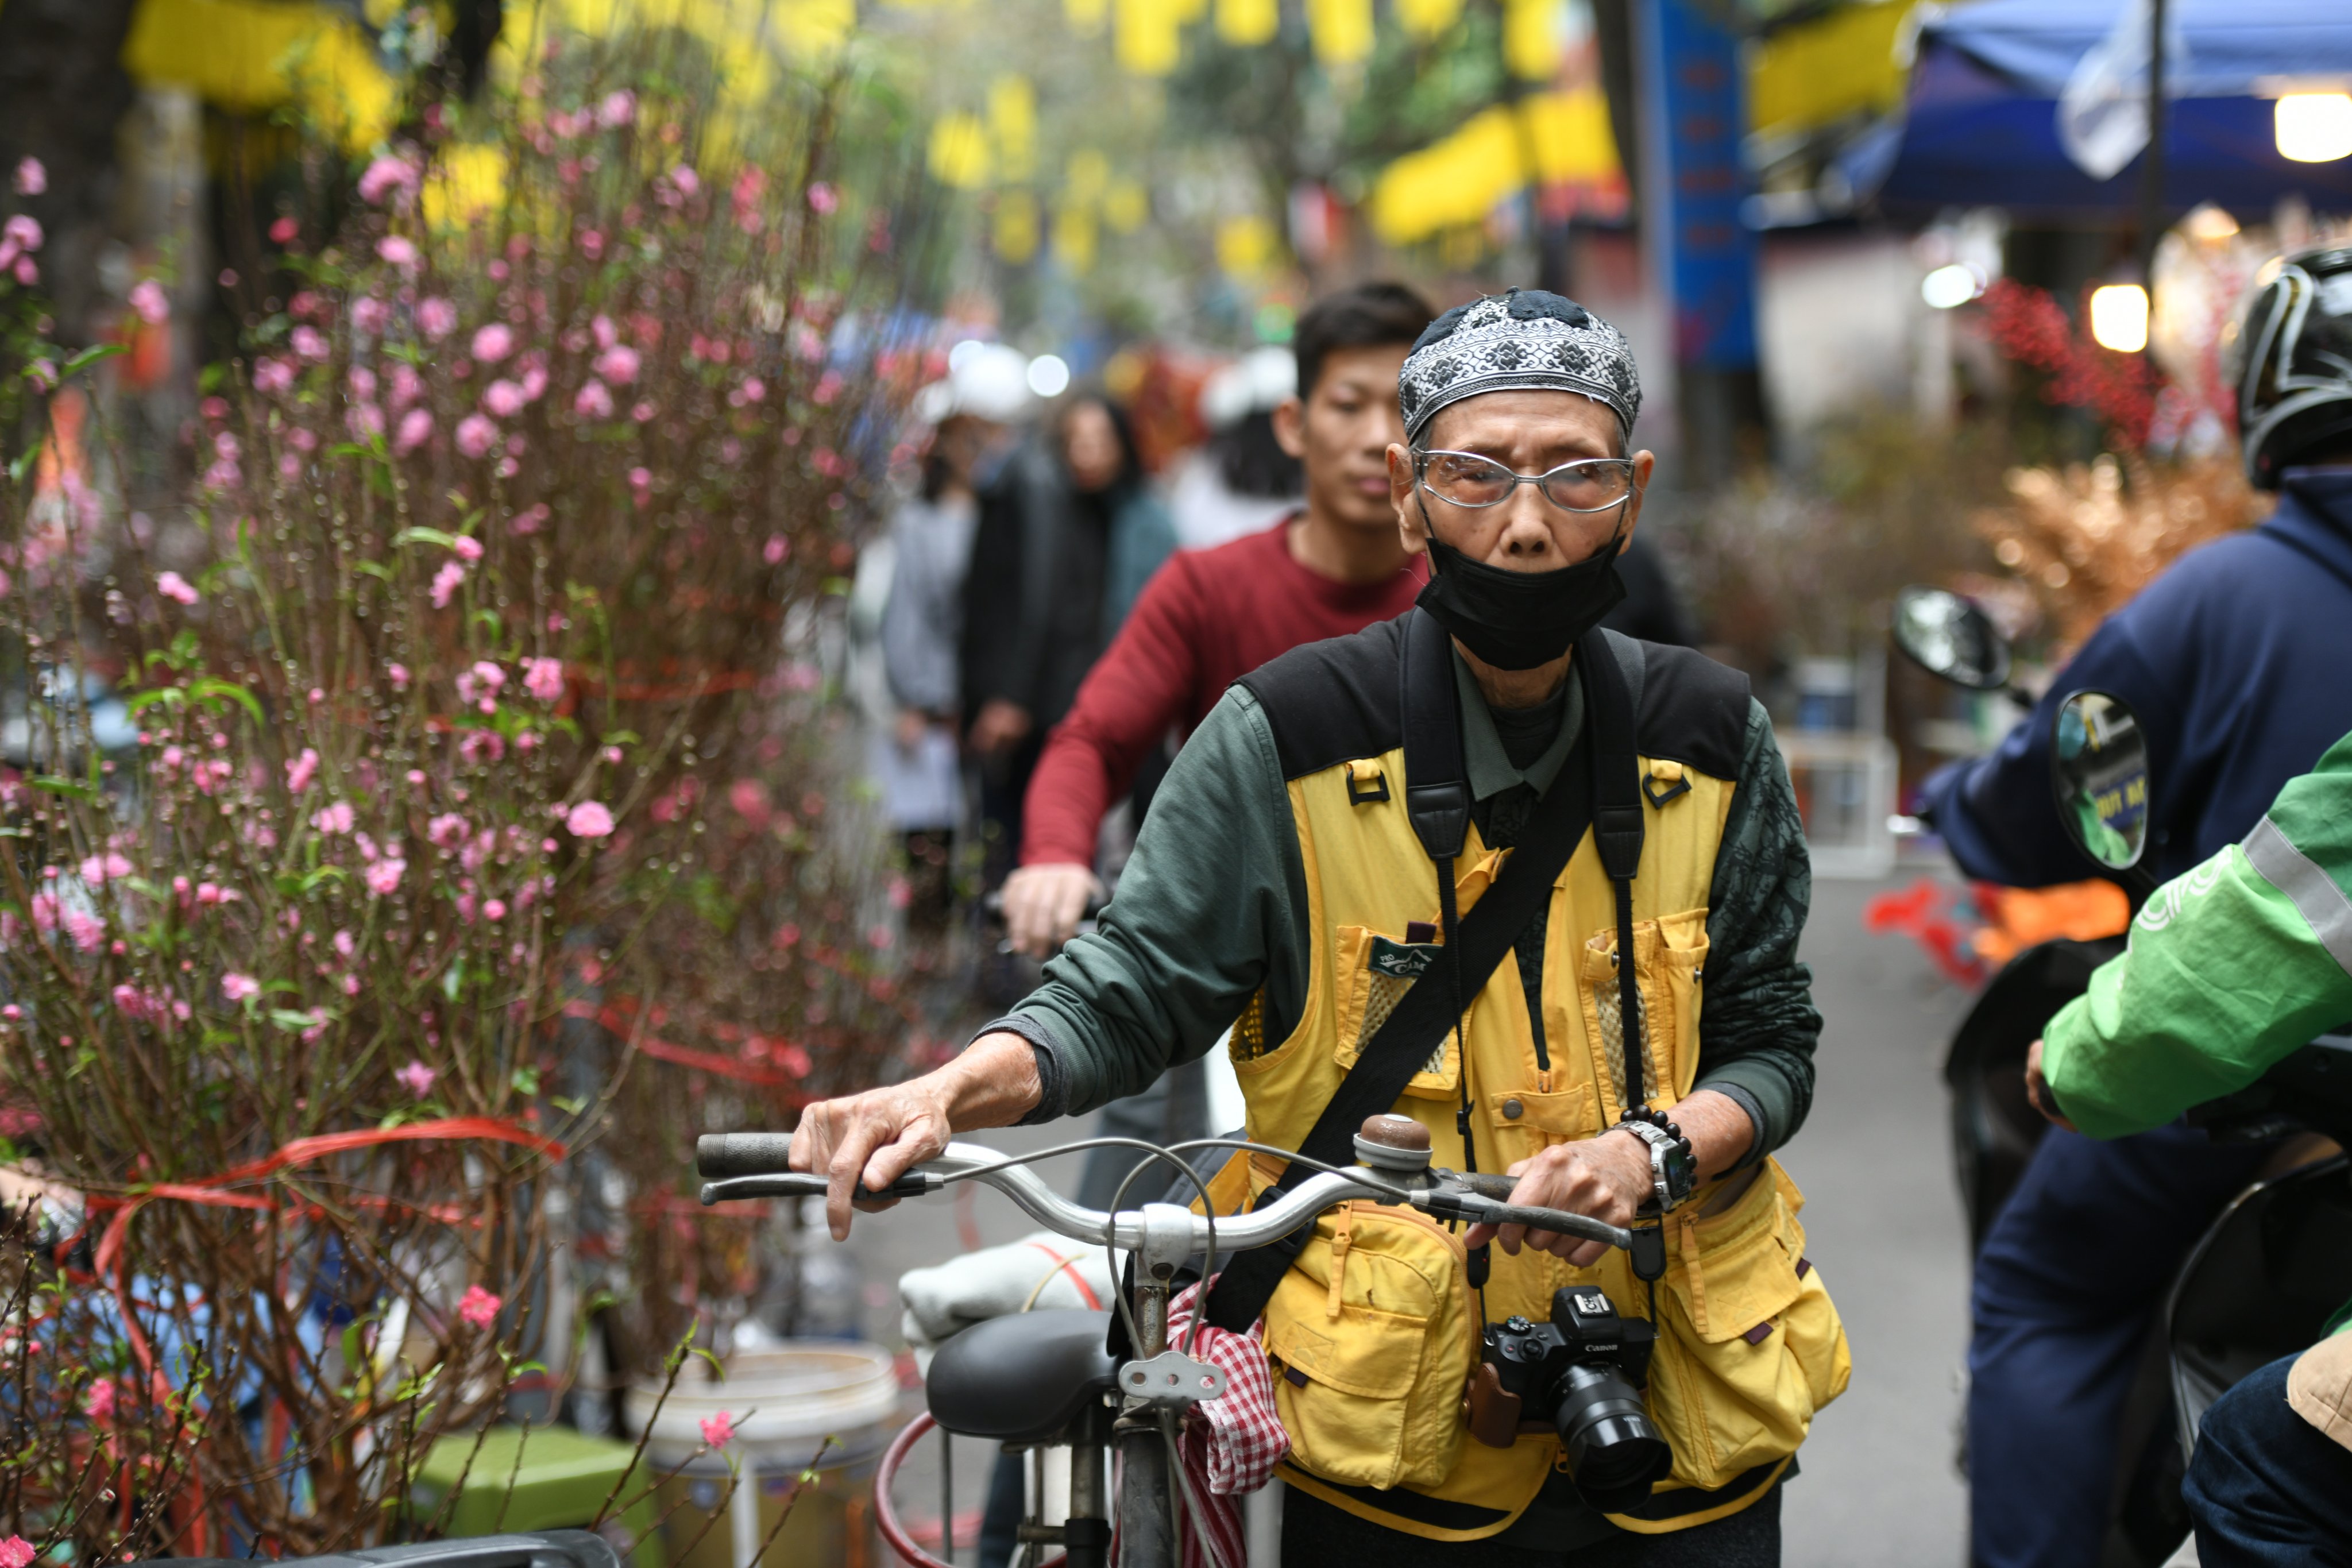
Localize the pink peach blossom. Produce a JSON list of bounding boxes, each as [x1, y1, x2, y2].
[[84, 1377, 116, 1420], [221, 973, 260, 1002], [358, 155, 420, 206], [365, 858, 406, 895], [157, 570, 199, 605], [129, 279, 169, 326], [397, 1059, 438, 1097], [430, 561, 466, 608], [352, 296, 390, 335], [376, 235, 420, 271], [418, 297, 458, 339], [291, 325, 330, 362], [455, 414, 498, 459], [593, 345, 639, 384], [454, 535, 485, 562], [524, 658, 564, 702], [11, 157, 44, 196], [565, 801, 616, 839], [1, 1535, 36, 1568], [313, 801, 354, 836], [596, 90, 636, 128], [574, 379, 613, 419], [287, 747, 320, 792], [700, 1411, 735, 1449], [483, 379, 524, 418], [253, 357, 295, 394], [394, 407, 434, 455], [807, 181, 838, 214], [472, 323, 515, 362]]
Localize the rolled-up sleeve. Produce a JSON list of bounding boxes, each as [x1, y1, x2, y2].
[[1692, 702, 1822, 1163]]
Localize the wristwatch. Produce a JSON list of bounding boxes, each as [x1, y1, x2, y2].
[[1613, 1113, 1697, 1214]]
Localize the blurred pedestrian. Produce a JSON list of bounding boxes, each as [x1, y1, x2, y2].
[[876, 345, 1029, 937], [1167, 345, 1304, 550], [997, 281, 1435, 1212], [959, 389, 1176, 899]]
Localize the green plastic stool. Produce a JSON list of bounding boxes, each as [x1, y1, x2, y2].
[[410, 1426, 661, 1568]]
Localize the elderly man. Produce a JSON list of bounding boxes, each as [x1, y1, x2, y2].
[[793, 292, 1846, 1563]]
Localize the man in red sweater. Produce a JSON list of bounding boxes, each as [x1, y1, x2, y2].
[[1003, 282, 1435, 954]]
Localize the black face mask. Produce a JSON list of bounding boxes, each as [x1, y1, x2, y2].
[[1414, 525, 1628, 670]]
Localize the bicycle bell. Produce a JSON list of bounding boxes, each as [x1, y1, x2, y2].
[[1354, 1114, 1434, 1173]]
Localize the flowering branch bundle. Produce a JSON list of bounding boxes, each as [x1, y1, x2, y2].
[[0, 25, 934, 1553]]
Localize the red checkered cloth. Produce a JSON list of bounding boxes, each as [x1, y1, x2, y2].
[[1156, 1280, 1287, 1568]]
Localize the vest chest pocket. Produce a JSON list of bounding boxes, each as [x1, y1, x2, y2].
[[1332, 924, 1465, 1099], [1577, 906, 1709, 1119], [1264, 1203, 1475, 1492], [1640, 1161, 1852, 1495]]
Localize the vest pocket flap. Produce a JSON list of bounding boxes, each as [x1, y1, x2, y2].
[[1484, 1084, 1597, 1136], [1266, 1301, 1427, 1400], [1666, 1167, 1803, 1345]]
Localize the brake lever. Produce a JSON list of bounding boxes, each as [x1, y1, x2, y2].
[[698, 1172, 943, 1207]]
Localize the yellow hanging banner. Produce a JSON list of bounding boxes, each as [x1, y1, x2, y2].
[[1216, 0, 1279, 45], [1102, 177, 1151, 233], [1054, 205, 1099, 273], [1503, 0, 1562, 80], [1306, 0, 1373, 67], [1394, 0, 1462, 40], [995, 190, 1041, 262], [1114, 0, 1184, 75], [1366, 86, 1620, 245], [1216, 213, 1280, 279], [929, 112, 994, 190], [990, 75, 1038, 183]]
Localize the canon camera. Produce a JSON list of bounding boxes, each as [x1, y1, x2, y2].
[[1464, 1285, 1673, 1511]]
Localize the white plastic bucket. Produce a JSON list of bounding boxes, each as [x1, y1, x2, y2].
[[629, 1341, 902, 1568]]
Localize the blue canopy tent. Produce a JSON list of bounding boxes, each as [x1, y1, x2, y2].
[[1870, 0, 2352, 222]]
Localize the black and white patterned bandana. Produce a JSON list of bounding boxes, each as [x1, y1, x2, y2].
[[1397, 288, 1642, 447]]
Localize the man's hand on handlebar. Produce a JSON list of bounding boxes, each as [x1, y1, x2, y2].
[[789, 1032, 1045, 1240], [1002, 862, 1104, 957], [1465, 1134, 1651, 1266]]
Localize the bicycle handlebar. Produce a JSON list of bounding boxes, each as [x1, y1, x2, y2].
[[694, 1136, 1635, 1254]]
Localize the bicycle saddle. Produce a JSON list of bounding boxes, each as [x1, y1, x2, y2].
[[927, 1308, 1118, 1443]]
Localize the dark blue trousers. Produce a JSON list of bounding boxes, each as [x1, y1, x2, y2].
[[2185, 1352, 2352, 1566], [1966, 1123, 2273, 1568]]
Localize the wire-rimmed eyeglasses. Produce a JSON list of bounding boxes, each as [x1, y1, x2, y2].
[[1412, 449, 1637, 513]]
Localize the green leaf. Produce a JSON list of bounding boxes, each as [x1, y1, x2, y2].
[[29, 776, 97, 802], [190, 678, 265, 728], [441, 961, 464, 1002], [125, 687, 186, 715], [62, 344, 128, 379], [198, 362, 227, 395], [511, 1065, 542, 1096], [7, 447, 36, 485], [268, 1008, 320, 1033], [393, 526, 459, 550], [551, 1094, 586, 1115], [354, 560, 395, 582]]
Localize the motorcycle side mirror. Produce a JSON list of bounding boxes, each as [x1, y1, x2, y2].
[[1891, 587, 2014, 692], [2050, 689, 2157, 897]]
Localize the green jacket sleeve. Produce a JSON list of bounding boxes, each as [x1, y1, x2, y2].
[[1002, 686, 1311, 1119], [1689, 701, 1822, 1161], [2044, 731, 2352, 1140]]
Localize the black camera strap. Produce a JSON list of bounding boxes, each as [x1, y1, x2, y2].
[[1204, 613, 1644, 1333]]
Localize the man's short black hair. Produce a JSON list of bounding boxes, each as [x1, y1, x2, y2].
[[1293, 282, 1435, 403]]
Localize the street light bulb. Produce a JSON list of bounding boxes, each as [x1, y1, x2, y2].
[[1026, 353, 1071, 397], [2276, 94, 2352, 164], [1921, 264, 1981, 310], [2090, 285, 2150, 354]]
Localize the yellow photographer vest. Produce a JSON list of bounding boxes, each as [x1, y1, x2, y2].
[[1212, 620, 1850, 1542]]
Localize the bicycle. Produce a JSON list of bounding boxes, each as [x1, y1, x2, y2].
[[696, 1113, 1644, 1568]]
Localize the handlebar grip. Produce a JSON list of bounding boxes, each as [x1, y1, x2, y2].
[[700, 1172, 940, 1207], [1451, 1171, 1521, 1202], [696, 1132, 798, 1178]]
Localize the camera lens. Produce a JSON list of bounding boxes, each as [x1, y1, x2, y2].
[[1552, 1364, 1672, 1512]]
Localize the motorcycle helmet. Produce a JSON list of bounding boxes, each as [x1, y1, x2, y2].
[[2229, 246, 2352, 489]]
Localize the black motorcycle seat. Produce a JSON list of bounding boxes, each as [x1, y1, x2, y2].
[[927, 1308, 1117, 1442]]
